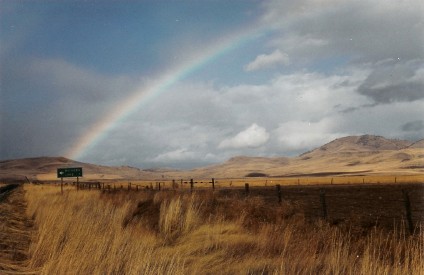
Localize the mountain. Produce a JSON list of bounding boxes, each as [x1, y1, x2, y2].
[[184, 135, 423, 178], [1, 135, 422, 182], [301, 135, 412, 157]]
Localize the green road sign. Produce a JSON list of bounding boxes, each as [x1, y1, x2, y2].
[[57, 167, 83, 178]]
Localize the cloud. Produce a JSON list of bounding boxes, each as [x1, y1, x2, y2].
[[152, 149, 197, 162], [244, 50, 289, 72], [357, 60, 424, 103], [82, 69, 372, 167], [0, 57, 139, 159], [261, 0, 424, 63], [401, 120, 424, 132], [3, 59, 423, 167], [274, 119, 344, 152], [218, 123, 270, 149]]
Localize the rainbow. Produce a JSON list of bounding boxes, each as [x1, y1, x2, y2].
[[66, 23, 270, 160]]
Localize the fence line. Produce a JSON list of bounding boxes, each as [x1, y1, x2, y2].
[[70, 178, 423, 233]]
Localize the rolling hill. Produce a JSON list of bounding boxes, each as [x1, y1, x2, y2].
[[1, 135, 423, 182]]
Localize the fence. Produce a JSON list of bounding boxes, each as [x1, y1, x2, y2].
[[69, 178, 424, 234]]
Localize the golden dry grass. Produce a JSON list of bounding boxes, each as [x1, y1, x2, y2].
[[24, 184, 423, 274], [102, 174, 424, 190], [0, 185, 35, 274]]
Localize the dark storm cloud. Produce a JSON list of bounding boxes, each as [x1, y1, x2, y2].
[[401, 120, 424, 132], [0, 57, 138, 159], [262, 1, 424, 105], [263, 0, 424, 64], [357, 60, 424, 103]]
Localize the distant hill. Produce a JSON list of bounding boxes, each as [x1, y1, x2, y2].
[[186, 135, 422, 178], [408, 139, 424, 149], [301, 135, 412, 157], [1, 135, 422, 182], [0, 156, 159, 183]]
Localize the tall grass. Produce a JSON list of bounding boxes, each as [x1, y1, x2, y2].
[[0, 186, 34, 274], [25, 185, 423, 274]]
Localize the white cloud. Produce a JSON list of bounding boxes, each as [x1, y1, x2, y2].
[[274, 119, 345, 152], [152, 149, 197, 163], [218, 123, 270, 149], [92, 69, 373, 167], [244, 50, 290, 72]]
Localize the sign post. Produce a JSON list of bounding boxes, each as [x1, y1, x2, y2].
[[57, 167, 83, 194]]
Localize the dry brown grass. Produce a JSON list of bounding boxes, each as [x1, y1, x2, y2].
[[102, 174, 424, 190], [0, 185, 35, 274], [24, 184, 423, 274]]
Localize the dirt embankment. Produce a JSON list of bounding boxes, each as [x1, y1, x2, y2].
[[0, 184, 35, 274]]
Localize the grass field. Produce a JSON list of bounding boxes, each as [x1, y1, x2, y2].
[[23, 183, 423, 274], [67, 174, 424, 191]]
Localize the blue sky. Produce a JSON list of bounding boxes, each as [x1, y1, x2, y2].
[[1, 0, 423, 168], [3, 1, 259, 77]]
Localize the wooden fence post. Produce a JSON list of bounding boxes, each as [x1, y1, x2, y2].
[[245, 183, 250, 197], [128, 182, 131, 191], [190, 179, 194, 193], [320, 189, 327, 220], [402, 189, 413, 234], [172, 179, 176, 189], [276, 184, 282, 204]]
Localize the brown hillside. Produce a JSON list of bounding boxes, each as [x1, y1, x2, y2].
[[1, 135, 422, 181], [409, 139, 424, 149], [302, 135, 412, 157], [0, 156, 159, 182]]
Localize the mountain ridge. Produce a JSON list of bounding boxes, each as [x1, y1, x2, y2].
[[1, 135, 422, 181]]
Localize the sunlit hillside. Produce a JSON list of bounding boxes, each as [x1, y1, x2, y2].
[[1, 135, 423, 182]]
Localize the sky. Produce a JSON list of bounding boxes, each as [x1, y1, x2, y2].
[[1, 0, 423, 169]]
